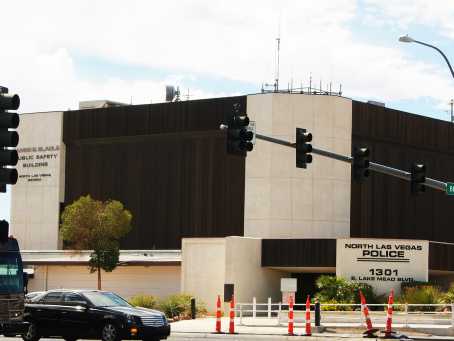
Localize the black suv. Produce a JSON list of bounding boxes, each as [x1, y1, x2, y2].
[[22, 290, 170, 341]]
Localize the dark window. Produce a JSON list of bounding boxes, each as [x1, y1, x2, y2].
[[63, 293, 84, 302], [0, 252, 24, 294], [41, 292, 63, 303]]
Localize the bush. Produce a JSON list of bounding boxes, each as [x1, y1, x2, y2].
[[315, 275, 378, 308], [398, 285, 442, 312], [129, 295, 158, 309], [158, 293, 207, 319], [320, 298, 353, 311], [441, 283, 454, 304]]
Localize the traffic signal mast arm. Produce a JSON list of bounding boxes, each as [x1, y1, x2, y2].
[[255, 133, 448, 193]]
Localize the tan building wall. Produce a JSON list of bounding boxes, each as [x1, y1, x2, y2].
[[28, 265, 181, 299], [245, 93, 352, 238], [11, 111, 65, 250], [224, 237, 285, 303], [181, 238, 226, 312], [181, 237, 286, 312]]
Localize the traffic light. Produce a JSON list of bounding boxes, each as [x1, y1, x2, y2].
[[226, 103, 254, 155], [352, 147, 370, 182], [0, 87, 20, 193], [411, 163, 426, 195], [296, 128, 312, 168]]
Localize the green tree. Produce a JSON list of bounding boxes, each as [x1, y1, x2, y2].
[[60, 195, 132, 290]]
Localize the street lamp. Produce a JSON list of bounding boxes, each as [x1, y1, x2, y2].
[[399, 34, 454, 79], [399, 34, 454, 122]]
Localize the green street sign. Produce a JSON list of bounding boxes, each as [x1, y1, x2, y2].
[[447, 183, 454, 195]]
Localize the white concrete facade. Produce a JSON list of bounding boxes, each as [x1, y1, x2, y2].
[[11, 111, 65, 250], [245, 94, 352, 238], [181, 237, 286, 312]]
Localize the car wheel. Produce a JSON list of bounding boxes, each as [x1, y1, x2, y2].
[[101, 322, 120, 341], [22, 322, 40, 341]]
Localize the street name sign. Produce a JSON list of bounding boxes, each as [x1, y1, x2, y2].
[[447, 182, 454, 195]]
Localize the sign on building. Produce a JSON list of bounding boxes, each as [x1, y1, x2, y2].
[[281, 278, 297, 304], [336, 238, 428, 295]]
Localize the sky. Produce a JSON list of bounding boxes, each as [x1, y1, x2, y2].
[[2, 0, 454, 220]]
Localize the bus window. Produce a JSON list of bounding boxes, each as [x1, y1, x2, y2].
[[0, 252, 23, 294]]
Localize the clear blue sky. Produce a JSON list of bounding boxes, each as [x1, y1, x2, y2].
[[2, 0, 454, 220]]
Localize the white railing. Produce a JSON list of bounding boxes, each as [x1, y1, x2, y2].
[[235, 298, 454, 328]]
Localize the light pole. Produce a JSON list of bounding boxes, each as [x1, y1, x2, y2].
[[399, 35, 454, 122], [399, 35, 454, 79]]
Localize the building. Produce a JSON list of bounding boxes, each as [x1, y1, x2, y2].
[[11, 92, 454, 310]]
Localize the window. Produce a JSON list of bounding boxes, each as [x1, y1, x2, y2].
[[41, 292, 63, 303], [83, 292, 131, 307], [63, 293, 85, 302], [0, 252, 23, 294]]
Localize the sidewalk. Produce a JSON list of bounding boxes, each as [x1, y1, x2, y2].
[[170, 317, 454, 339]]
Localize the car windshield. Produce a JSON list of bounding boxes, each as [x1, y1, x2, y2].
[[83, 291, 131, 307], [0, 252, 23, 294]]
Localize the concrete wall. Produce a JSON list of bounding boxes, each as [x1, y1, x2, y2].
[[28, 264, 181, 299], [224, 237, 285, 303], [11, 111, 65, 250], [181, 238, 226, 312], [181, 237, 286, 312], [245, 93, 352, 238]]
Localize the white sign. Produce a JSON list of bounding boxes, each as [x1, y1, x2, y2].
[[17, 145, 60, 184], [281, 278, 297, 292], [336, 238, 429, 295]]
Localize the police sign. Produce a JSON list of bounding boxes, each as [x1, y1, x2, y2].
[[336, 238, 428, 295]]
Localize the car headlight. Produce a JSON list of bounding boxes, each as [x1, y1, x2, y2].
[[11, 311, 23, 319], [126, 314, 140, 324]]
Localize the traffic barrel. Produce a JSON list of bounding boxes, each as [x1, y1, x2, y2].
[[305, 295, 312, 336], [288, 295, 294, 336], [215, 295, 221, 333], [229, 295, 235, 334], [359, 290, 378, 338]]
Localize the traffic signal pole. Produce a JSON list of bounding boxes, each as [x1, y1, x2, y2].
[[255, 133, 447, 193]]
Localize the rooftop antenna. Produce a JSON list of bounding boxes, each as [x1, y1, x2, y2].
[[165, 85, 181, 102], [274, 18, 281, 92], [309, 73, 312, 93]]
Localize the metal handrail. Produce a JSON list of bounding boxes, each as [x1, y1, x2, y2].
[[234, 300, 454, 328]]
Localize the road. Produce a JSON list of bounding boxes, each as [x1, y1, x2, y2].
[[1, 335, 454, 341]]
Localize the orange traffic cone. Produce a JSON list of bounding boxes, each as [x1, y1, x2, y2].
[[305, 295, 312, 336], [229, 295, 235, 334], [384, 290, 395, 337], [359, 290, 378, 338], [215, 295, 221, 333], [288, 295, 294, 336]]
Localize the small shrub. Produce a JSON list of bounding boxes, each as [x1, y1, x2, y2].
[[158, 293, 207, 319], [398, 285, 442, 312], [129, 295, 158, 309], [315, 275, 378, 309], [440, 283, 454, 305], [320, 298, 353, 311]]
